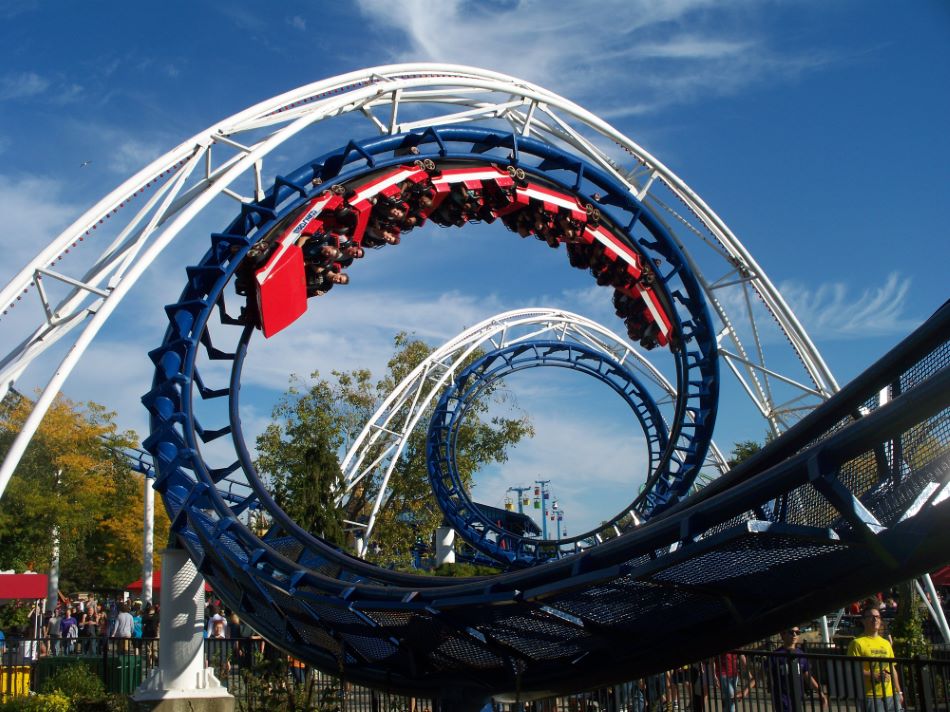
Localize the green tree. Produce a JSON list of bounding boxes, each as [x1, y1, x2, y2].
[[73, 471, 172, 591], [273, 433, 346, 546], [255, 333, 533, 568], [891, 581, 930, 657], [255, 377, 348, 547], [728, 439, 763, 468], [369, 334, 532, 567], [0, 391, 143, 591]]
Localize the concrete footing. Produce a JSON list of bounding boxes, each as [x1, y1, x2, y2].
[[129, 690, 234, 712], [130, 548, 233, 711]]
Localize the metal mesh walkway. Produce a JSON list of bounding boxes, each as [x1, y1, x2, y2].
[[148, 301, 949, 697]]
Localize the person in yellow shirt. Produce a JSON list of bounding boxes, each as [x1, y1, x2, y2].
[[847, 603, 903, 712]]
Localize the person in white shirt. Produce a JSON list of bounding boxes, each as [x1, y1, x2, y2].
[[206, 604, 226, 636]]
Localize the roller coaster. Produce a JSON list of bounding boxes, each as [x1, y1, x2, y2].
[[0, 65, 947, 702]]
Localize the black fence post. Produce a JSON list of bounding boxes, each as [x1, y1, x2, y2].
[[917, 661, 934, 712], [101, 634, 109, 692]]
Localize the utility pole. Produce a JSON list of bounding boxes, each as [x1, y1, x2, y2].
[[507, 486, 532, 515], [534, 479, 551, 540]]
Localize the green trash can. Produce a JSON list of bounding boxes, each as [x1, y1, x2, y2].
[[106, 654, 142, 694]]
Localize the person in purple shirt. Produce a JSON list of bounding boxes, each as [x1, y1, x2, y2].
[[60, 608, 78, 654], [769, 626, 828, 712]]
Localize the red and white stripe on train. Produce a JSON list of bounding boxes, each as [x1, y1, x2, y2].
[[250, 162, 672, 346]]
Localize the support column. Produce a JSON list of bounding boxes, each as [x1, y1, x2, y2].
[[435, 526, 456, 565], [46, 525, 60, 612], [46, 469, 62, 612], [920, 574, 950, 643], [142, 476, 155, 606], [132, 547, 232, 712]]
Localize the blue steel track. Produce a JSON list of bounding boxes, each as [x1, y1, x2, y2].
[[143, 123, 950, 698], [427, 340, 670, 566]]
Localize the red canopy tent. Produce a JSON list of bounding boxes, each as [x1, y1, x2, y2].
[[125, 571, 211, 594], [0, 573, 48, 601], [931, 566, 950, 586]]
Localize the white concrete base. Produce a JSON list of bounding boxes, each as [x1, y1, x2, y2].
[[133, 667, 229, 700], [131, 666, 233, 712], [131, 547, 233, 710]]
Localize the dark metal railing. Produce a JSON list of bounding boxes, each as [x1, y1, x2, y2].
[[1, 639, 948, 712], [205, 636, 434, 712], [0, 635, 159, 698], [512, 650, 950, 712]]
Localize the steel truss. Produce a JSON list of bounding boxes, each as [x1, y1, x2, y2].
[[1, 63, 835, 501], [340, 308, 729, 558]]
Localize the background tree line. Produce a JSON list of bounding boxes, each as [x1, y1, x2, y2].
[[0, 330, 531, 602], [0, 390, 169, 594]]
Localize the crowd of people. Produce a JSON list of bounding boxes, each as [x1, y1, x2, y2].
[[8, 596, 161, 662], [1, 588, 943, 711], [612, 596, 929, 712], [0, 593, 310, 684], [202, 600, 312, 687]]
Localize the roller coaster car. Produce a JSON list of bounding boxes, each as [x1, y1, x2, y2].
[[509, 182, 589, 222], [426, 165, 517, 226], [622, 283, 672, 348], [344, 165, 430, 243], [248, 159, 673, 347], [251, 167, 430, 337], [250, 193, 342, 337]]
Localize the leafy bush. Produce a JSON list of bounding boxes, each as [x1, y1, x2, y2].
[[235, 651, 345, 712], [431, 562, 499, 577], [40, 663, 104, 703], [891, 582, 931, 658], [0, 692, 71, 712], [0, 601, 33, 632], [73, 694, 126, 712]]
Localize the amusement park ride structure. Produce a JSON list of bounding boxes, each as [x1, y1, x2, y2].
[[0, 65, 946, 703], [0, 63, 840, 504]]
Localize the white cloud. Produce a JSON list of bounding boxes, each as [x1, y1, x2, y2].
[[631, 36, 755, 60], [61, 120, 173, 176], [110, 138, 165, 176], [53, 83, 85, 104], [219, 5, 266, 33], [0, 0, 38, 19], [288, 15, 307, 31], [66, 339, 154, 439], [779, 272, 918, 339], [703, 271, 921, 350], [237, 287, 509, 392], [0, 174, 84, 285], [0, 71, 49, 101], [354, 0, 829, 115]]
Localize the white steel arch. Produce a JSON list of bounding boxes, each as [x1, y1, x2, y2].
[[338, 308, 730, 557], [0, 63, 837, 502]]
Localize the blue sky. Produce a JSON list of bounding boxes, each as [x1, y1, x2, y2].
[[0, 1, 947, 536]]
